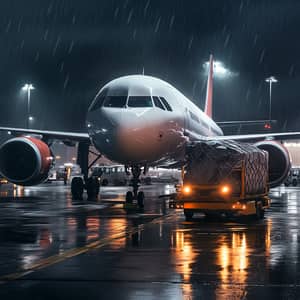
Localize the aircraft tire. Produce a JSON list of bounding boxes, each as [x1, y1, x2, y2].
[[126, 191, 133, 204], [137, 191, 145, 208], [71, 177, 84, 200], [255, 201, 264, 220]]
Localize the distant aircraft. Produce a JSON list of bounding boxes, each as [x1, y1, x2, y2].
[[0, 55, 296, 203]]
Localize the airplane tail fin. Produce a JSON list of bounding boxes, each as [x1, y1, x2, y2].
[[204, 54, 214, 118]]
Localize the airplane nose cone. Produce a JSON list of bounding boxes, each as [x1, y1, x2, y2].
[[87, 108, 156, 164]]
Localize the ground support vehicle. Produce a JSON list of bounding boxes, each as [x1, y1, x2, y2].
[[169, 141, 271, 220], [284, 168, 300, 187], [170, 182, 270, 221]]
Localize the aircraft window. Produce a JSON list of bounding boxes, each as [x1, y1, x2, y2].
[[103, 96, 127, 108], [89, 97, 105, 111], [159, 97, 173, 111], [127, 96, 153, 107], [153, 96, 165, 110], [89, 88, 109, 111]]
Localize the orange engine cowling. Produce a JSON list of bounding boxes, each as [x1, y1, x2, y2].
[[254, 140, 291, 188], [0, 137, 53, 186]]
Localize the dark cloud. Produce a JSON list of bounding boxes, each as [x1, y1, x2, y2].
[[0, 0, 299, 132]]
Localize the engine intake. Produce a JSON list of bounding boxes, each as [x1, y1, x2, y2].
[[0, 137, 53, 185], [254, 140, 291, 188]]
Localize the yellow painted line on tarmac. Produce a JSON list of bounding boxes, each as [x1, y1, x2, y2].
[[0, 212, 177, 284]]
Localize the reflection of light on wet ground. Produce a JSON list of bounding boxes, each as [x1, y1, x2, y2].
[[22, 254, 40, 270], [67, 217, 77, 229], [106, 218, 127, 249], [216, 233, 248, 299], [265, 219, 272, 260], [215, 220, 273, 298], [66, 217, 77, 245], [24, 188, 31, 196], [287, 198, 298, 214], [86, 216, 100, 242], [173, 230, 196, 279], [0, 191, 8, 197], [13, 185, 24, 197], [38, 228, 53, 249], [172, 230, 196, 299]]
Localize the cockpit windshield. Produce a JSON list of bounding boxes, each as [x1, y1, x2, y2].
[[127, 96, 153, 107], [103, 96, 127, 108]]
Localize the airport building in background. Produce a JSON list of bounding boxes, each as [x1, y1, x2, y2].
[[284, 141, 300, 167]]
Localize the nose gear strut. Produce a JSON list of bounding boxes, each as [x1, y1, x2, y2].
[[125, 165, 145, 208]]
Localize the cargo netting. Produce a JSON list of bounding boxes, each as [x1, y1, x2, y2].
[[185, 140, 268, 195]]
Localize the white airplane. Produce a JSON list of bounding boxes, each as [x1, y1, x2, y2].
[[0, 55, 297, 203]]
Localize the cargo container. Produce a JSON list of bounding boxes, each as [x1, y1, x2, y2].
[[169, 141, 271, 220]]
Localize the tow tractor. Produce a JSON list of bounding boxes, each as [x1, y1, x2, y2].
[[169, 140, 271, 220]]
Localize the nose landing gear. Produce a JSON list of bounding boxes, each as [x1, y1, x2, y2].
[[125, 165, 145, 208]]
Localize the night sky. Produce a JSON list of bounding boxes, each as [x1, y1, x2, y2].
[[0, 0, 300, 133]]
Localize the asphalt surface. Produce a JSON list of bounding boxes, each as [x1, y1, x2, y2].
[[0, 182, 300, 299]]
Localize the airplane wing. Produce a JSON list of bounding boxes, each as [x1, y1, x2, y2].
[[0, 127, 90, 142], [205, 132, 300, 142]]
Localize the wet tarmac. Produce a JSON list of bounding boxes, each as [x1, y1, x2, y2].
[[0, 182, 300, 299]]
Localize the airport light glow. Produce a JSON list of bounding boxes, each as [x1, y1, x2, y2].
[[183, 185, 192, 194], [203, 60, 236, 78], [22, 84, 35, 91], [22, 83, 35, 129], [220, 185, 231, 195], [265, 76, 278, 121]]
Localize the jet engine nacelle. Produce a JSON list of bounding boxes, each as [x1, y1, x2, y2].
[[254, 140, 291, 188], [0, 137, 53, 186]]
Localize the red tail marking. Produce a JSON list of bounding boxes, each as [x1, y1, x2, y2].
[[204, 54, 214, 118]]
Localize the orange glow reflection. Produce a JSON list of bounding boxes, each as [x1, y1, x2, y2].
[[86, 216, 100, 242], [39, 228, 53, 249], [107, 218, 127, 250], [216, 221, 272, 299], [13, 185, 24, 197], [216, 233, 248, 299], [172, 230, 196, 299], [173, 230, 197, 281]]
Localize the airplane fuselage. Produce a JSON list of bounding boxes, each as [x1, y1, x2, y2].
[[86, 75, 223, 166]]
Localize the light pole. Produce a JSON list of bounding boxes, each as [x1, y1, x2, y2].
[[22, 83, 35, 129], [265, 76, 278, 122]]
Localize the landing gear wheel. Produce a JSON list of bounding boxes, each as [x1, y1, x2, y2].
[[292, 179, 298, 187], [71, 177, 84, 200], [137, 191, 145, 208], [184, 210, 194, 221], [126, 191, 133, 204], [86, 177, 99, 201], [255, 201, 264, 220]]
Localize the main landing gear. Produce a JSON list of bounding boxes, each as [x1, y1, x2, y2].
[[71, 142, 102, 201], [71, 176, 100, 201], [125, 166, 145, 208]]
